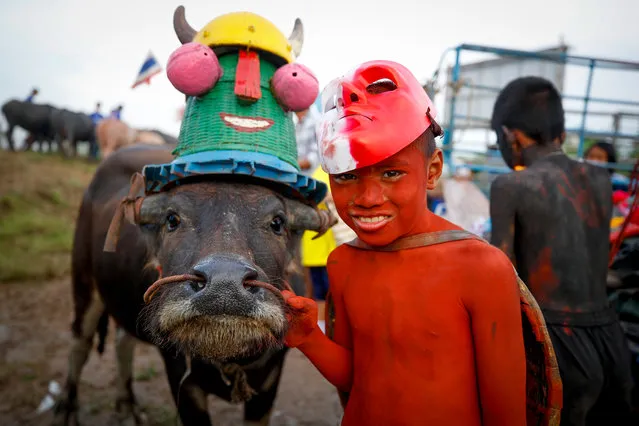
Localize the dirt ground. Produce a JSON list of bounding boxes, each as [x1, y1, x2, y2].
[[0, 277, 343, 426]]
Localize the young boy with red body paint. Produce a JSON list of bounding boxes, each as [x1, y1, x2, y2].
[[282, 60, 528, 425]]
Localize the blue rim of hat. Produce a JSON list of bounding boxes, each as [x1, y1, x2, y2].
[[142, 150, 328, 205]]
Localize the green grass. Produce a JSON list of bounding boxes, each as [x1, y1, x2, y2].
[[0, 151, 97, 283]]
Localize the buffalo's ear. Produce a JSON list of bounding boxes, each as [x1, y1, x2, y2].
[[284, 199, 337, 239], [137, 192, 169, 226]]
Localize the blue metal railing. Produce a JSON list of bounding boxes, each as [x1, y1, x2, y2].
[[436, 43, 639, 175]]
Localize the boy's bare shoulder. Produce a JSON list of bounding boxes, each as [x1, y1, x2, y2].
[[327, 243, 356, 265], [445, 238, 516, 277]]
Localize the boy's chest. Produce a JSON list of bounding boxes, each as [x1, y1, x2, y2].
[[338, 252, 470, 346]]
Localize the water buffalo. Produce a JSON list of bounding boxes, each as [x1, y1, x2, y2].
[[49, 109, 97, 157], [53, 144, 333, 425], [137, 129, 178, 147], [1, 99, 56, 151], [95, 118, 137, 159], [95, 119, 175, 160]]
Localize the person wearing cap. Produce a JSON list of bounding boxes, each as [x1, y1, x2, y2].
[[281, 60, 529, 425], [300, 166, 337, 322]]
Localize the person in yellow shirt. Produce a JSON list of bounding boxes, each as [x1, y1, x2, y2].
[[301, 167, 337, 318]]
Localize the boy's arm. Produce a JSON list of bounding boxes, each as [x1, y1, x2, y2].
[[489, 176, 517, 266], [465, 250, 527, 426], [283, 258, 353, 392]]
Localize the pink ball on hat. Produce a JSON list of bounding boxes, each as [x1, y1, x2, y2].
[[271, 63, 319, 112], [167, 42, 222, 97]]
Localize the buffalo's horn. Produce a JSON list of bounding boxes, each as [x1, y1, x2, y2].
[[173, 5, 197, 45], [288, 18, 304, 59], [287, 200, 337, 239]]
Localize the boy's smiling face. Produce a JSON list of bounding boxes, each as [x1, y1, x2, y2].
[[329, 137, 442, 247]]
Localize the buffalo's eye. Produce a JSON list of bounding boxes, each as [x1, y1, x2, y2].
[[166, 213, 181, 232], [270, 215, 285, 236]]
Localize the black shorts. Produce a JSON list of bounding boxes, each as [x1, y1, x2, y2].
[[544, 308, 636, 426]]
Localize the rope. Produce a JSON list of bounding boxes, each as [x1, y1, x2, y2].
[[143, 273, 293, 304], [104, 172, 146, 252]]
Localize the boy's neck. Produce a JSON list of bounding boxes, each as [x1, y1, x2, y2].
[[404, 208, 457, 236], [521, 144, 564, 167]]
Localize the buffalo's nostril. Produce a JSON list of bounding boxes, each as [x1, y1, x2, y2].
[[242, 267, 260, 294], [243, 267, 258, 282], [190, 279, 206, 292], [190, 270, 207, 292]]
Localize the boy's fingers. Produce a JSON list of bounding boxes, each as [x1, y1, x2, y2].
[[281, 290, 295, 301], [288, 297, 308, 311]]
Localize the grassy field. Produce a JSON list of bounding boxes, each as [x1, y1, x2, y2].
[[0, 151, 97, 282]]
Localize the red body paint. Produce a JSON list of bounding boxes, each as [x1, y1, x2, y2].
[[329, 143, 432, 247], [526, 247, 560, 305]]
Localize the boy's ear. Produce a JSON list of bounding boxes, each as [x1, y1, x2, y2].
[[426, 149, 443, 190]]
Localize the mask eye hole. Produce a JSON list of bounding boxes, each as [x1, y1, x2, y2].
[[366, 78, 397, 94]]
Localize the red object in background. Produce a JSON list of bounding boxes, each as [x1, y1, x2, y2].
[[609, 160, 639, 266], [610, 223, 639, 244], [235, 50, 262, 102], [613, 190, 630, 206]]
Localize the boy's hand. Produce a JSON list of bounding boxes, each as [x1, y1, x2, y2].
[[282, 290, 320, 347]]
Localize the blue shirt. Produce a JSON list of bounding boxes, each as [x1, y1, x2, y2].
[[25, 95, 35, 103], [89, 112, 104, 124]]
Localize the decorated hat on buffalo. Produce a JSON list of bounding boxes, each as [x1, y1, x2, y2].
[[142, 6, 327, 204]]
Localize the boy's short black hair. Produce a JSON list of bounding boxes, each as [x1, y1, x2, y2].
[[416, 110, 443, 157], [491, 77, 565, 145]]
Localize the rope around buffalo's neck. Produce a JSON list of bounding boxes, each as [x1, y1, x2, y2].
[[143, 272, 293, 304]]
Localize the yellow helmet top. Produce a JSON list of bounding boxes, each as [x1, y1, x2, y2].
[[193, 12, 299, 64]]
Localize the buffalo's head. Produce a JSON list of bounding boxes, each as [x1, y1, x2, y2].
[[122, 176, 332, 362]]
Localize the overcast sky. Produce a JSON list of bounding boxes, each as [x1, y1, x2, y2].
[[1, 0, 638, 140]]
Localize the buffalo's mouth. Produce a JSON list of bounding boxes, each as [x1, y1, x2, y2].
[[141, 272, 289, 362], [219, 113, 274, 133]]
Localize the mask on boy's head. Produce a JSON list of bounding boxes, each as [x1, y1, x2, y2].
[[318, 60, 439, 175]]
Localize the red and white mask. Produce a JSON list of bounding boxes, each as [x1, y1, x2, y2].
[[318, 60, 437, 174]]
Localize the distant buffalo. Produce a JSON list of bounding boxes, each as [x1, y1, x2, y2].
[[1, 99, 56, 151], [49, 109, 97, 157], [96, 118, 177, 159]]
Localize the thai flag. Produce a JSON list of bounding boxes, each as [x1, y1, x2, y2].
[[132, 51, 162, 89]]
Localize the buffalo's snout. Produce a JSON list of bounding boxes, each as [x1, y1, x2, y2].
[[189, 255, 264, 314]]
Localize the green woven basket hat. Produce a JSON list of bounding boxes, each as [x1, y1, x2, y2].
[[175, 54, 298, 166], [143, 52, 327, 204]]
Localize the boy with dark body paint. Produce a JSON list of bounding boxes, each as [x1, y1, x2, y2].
[[489, 76, 635, 425]]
